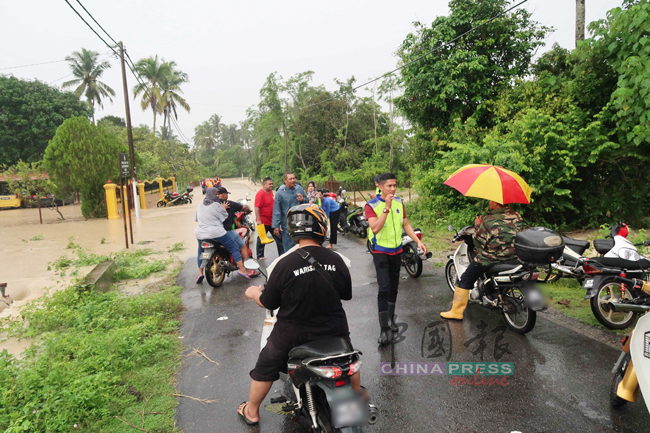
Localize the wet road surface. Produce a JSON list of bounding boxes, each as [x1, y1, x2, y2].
[[176, 235, 650, 432]]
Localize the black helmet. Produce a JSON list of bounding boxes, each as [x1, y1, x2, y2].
[[287, 204, 328, 244]]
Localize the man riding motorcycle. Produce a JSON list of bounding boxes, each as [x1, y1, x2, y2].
[[441, 200, 524, 320], [239, 203, 362, 426]]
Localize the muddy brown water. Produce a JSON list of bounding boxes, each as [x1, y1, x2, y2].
[[0, 179, 257, 357]]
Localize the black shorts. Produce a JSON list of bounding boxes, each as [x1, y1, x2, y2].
[[250, 326, 351, 382]]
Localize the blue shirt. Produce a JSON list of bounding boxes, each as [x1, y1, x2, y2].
[[272, 183, 307, 228], [321, 197, 340, 218]]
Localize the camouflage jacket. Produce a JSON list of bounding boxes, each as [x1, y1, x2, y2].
[[473, 207, 524, 266]]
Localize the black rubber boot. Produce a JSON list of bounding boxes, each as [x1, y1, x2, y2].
[[378, 311, 392, 346], [387, 302, 398, 332]]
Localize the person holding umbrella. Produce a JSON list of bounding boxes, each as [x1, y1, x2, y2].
[[440, 164, 529, 321]]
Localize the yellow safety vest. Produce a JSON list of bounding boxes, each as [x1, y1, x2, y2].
[[366, 196, 404, 253]]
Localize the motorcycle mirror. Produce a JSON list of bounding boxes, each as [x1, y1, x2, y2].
[[246, 192, 250, 196], [244, 258, 260, 270], [447, 225, 455, 232], [341, 189, 346, 194]]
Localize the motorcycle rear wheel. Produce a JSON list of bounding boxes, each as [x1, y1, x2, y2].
[[402, 244, 423, 278], [610, 353, 630, 408], [157, 201, 165, 207], [590, 278, 637, 329], [359, 227, 367, 239], [502, 287, 537, 334], [366, 240, 373, 254], [445, 259, 457, 292], [205, 253, 226, 288]]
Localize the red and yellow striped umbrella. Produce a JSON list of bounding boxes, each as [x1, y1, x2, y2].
[[443, 164, 532, 205]]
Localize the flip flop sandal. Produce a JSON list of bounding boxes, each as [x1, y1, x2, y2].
[[196, 275, 204, 284], [238, 402, 259, 426], [237, 271, 252, 280], [249, 270, 261, 278]]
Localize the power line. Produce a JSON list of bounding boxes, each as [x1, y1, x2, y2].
[[48, 53, 114, 85], [1, 58, 68, 71], [63, 0, 119, 57], [299, 0, 531, 111], [74, 0, 119, 46], [170, 115, 192, 144]]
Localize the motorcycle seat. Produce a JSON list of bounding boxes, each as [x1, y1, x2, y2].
[[593, 239, 614, 255], [485, 260, 521, 275], [562, 237, 590, 255], [401, 228, 421, 237], [288, 337, 353, 360], [587, 257, 650, 269]]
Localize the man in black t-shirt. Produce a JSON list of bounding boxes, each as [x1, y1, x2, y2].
[[217, 187, 252, 263], [238, 204, 361, 426]]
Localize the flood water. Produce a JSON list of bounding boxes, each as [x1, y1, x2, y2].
[[0, 179, 257, 356]]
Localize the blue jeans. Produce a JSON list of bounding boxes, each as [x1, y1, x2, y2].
[[197, 232, 243, 267], [281, 227, 295, 253]]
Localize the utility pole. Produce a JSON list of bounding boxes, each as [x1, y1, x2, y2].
[[576, 0, 586, 46], [118, 41, 142, 219]]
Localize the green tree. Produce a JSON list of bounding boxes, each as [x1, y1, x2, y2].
[[43, 117, 127, 217], [160, 61, 190, 134], [395, 0, 550, 133], [62, 48, 115, 123], [133, 56, 171, 132], [0, 76, 91, 166]]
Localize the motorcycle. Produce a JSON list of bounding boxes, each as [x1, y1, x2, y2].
[[236, 192, 256, 229], [244, 258, 379, 433], [335, 188, 369, 239], [157, 187, 193, 207], [444, 225, 556, 334], [366, 228, 432, 278], [538, 224, 630, 283], [582, 240, 650, 329], [200, 222, 253, 288], [606, 277, 650, 410]]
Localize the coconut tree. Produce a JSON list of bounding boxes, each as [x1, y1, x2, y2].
[[62, 48, 115, 123], [193, 114, 222, 153], [133, 55, 170, 132], [160, 61, 190, 132]]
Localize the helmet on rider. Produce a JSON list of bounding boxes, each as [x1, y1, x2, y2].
[[287, 204, 328, 245]]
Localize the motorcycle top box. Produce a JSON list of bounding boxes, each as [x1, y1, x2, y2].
[[515, 227, 564, 265]]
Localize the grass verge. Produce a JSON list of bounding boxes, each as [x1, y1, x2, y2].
[[0, 249, 184, 432]]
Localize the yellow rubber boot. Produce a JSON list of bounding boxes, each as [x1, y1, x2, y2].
[[256, 224, 274, 245], [440, 287, 470, 320]]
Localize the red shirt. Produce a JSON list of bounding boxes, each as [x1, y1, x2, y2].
[[255, 189, 274, 226], [365, 201, 407, 255]]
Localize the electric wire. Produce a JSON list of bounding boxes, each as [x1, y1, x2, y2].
[[48, 53, 114, 85], [298, 0, 531, 111], [74, 0, 119, 46], [170, 115, 192, 144], [1, 58, 68, 71], [63, 0, 119, 58]]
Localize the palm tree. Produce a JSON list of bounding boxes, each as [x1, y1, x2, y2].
[[133, 55, 170, 132], [193, 114, 222, 153], [160, 61, 190, 132], [62, 48, 115, 123]]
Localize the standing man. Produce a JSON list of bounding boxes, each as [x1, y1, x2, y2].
[[368, 174, 382, 199], [217, 187, 255, 270], [272, 171, 307, 253], [254, 177, 283, 259], [366, 172, 427, 346]]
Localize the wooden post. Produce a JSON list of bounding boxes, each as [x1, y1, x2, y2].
[[120, 179, 129, 249]]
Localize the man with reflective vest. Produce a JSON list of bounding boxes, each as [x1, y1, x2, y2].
[[365, 172, 427, 346]]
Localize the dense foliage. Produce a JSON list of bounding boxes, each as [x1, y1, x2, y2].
[[399, 0, 650, 228], [0, 76, 91, 166], [43, 117, 126, 218]]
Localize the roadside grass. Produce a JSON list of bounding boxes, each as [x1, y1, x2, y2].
[[0, 248, 184, 432]]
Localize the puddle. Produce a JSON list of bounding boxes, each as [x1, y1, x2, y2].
[[0, 179, 258, 353], [0, 332, 35, 359]]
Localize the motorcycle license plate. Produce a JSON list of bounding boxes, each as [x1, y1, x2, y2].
[[200, 252, 212, 260], [583, 279, 594, 289], [331, 395, 367, 428]]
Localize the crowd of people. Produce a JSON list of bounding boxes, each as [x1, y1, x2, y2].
[[192, 171, 522, 427]]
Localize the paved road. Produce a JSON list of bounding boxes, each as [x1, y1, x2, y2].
[[176, 234, 649, 432]]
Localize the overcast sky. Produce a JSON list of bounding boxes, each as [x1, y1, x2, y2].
[[2, 0, 622, 144]]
